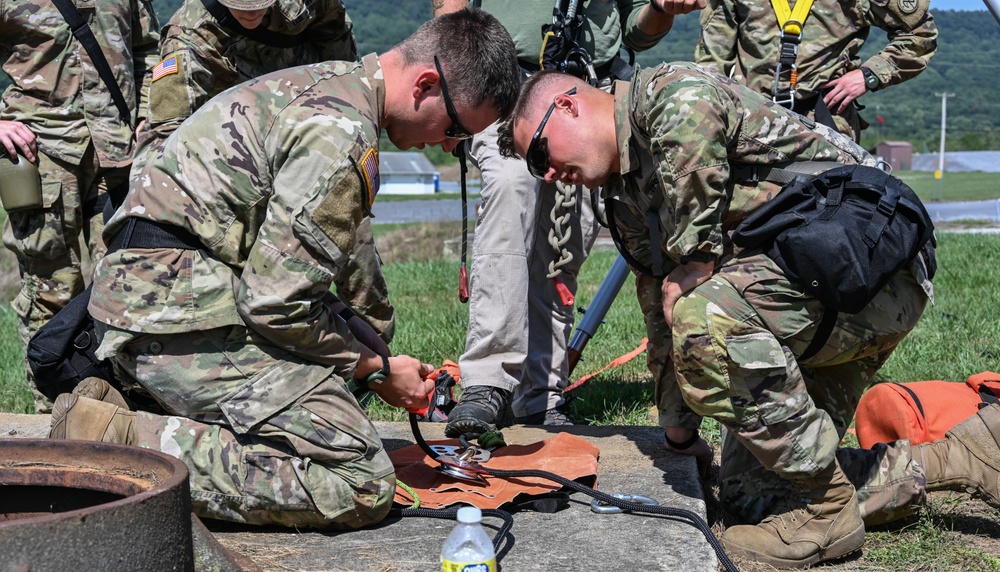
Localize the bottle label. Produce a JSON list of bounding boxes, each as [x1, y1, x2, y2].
[[441, 558, 496, 572]]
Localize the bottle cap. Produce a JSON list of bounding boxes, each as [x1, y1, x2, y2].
[[456, 506, 482, 524]]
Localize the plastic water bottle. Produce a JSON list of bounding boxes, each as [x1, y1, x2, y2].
[[440, 506, 496, 572]]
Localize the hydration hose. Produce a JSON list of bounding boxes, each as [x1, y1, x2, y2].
[[406, 413, 740, 572]]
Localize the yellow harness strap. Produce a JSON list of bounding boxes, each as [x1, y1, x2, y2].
[[769, 0, 815, 35]]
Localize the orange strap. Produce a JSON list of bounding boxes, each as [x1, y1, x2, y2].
[[565, 337, 648, 393]]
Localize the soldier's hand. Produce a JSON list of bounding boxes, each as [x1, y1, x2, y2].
[[0, 120, 38, 163], [821, 70, 867, 114], [662, 260, 714, 328], [651, 0, 707, 15], [372, 355, 435, 411]]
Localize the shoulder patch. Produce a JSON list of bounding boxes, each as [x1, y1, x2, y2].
[[152, 56, 180, 83], [359, 147, 379, 207], [897, 0, 919, 14]]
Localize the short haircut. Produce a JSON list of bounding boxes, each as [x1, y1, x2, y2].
[[394, 9, 520, 119], [497, 70, 586, 158]]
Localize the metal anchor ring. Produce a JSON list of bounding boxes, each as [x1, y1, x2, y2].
[[590, 493, 660, 514]]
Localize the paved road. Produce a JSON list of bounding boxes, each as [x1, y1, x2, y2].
[[372, 197, 1000, 224]]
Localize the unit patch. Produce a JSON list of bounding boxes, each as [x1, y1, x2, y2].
[[359, 147, 379, 206], [897, 0, 918, 14], [152, 56, 179, 82]]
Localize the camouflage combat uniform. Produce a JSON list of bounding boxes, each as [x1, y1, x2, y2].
[[0, 0, 160, 412], [137, 0, 395, 341], [460, 0, 669, 420], [694, 0, 937, 140], [607, 62, 935, 525], [89, 55, 396, 528]]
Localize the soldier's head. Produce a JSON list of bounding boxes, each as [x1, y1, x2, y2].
[[218, 0, 274, 30], [498, 71, 619, 189], [381, 9, 519, 152]]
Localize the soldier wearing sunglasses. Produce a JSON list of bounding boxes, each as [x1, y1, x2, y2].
[[53, 10, 520, 530], [434, 0, 703, 440], [495, 66, 954, 569]]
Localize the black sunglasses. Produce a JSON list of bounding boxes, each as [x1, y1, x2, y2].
[[526, 87, 577, 180], [433, 55, 473, 141]]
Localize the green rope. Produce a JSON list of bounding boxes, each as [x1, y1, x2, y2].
[[477, 430, 506, 450], [396, 479, 420, 509]]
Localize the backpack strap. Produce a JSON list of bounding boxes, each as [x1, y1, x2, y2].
[[892, 383, 926, 420], [49, 0, 134, 129]]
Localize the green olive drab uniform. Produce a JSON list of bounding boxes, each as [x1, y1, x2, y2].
[[608, 62, 935, 525], [89, 56, 395, 528], [694, 0, 937, 140], [0, 0, 160, 411]]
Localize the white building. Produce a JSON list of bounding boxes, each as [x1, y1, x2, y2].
[[379, 152, 439, 195]]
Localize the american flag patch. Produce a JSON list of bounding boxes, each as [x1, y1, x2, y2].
[[360, 147, 379, 205], [151, 56, 179, 82]]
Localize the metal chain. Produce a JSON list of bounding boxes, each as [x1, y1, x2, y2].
[[547, 181, 576, 279]]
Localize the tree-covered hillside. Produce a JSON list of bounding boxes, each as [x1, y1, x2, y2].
[[5, 1, 998, 154], [342, 5, 1000, 153]]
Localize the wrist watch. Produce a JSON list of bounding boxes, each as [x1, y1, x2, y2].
[[359, 354, 391, 390], [861, 67, 881, 92]]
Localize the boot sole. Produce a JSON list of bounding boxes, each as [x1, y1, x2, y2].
[[443, 417, 497, 438], [722, 525, 864, 569]]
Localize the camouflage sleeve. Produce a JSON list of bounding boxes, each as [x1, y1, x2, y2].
[[310, 0, 359, 63], [693, 0, 738, 75], [145, 32, 231, 149], [132, 0, 161, 123], [236, 155, 366, 368], [864, 0, 937, 89], [333, 217, 395, 344], [642, 69, 734, 264], [618, 0, 670, 51]]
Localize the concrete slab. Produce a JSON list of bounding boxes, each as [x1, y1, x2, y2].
[[0, 415, 717, 571]]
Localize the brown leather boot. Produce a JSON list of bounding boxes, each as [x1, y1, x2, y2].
[[72, 377, 131, 410], [918, 403, 1000, 506], [49, 394, 137, 445], [721, 460, 864, 569]]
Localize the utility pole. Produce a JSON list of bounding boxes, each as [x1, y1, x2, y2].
[[935, 92, 954, 200]]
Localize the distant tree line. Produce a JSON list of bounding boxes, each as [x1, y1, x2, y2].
[[3, 3, 996, 162]]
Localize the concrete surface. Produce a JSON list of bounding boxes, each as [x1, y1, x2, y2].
[[1, 414, 716, 572]]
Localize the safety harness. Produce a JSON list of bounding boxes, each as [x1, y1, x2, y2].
[[768, 0, 815, 110]]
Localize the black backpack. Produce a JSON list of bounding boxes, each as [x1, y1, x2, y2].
[[732, 164, 935, 314]]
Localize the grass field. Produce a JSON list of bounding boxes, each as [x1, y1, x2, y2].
[[897, 170, 1000, 203], [2, 213, 1000, 569]]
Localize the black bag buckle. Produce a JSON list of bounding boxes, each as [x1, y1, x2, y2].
[[73, 330, 92, 351]]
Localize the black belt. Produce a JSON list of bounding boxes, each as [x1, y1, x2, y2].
[[107, 217, 203, 253]]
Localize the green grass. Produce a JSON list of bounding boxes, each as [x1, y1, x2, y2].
[[374, 192, 479, 202], [897, 171, 1000, 203]]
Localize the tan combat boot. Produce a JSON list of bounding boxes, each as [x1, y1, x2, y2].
[[49, 394, 137, 445], [72, 377, 131, 410], [721, 459, 864, 569], [918, 403, 1000, 506]]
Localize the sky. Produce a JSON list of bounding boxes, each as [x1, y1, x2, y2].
[[933, 0, 993, 10]]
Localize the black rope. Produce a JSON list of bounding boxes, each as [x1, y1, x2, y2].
[[455, 144, 470, 303], [407, 415, 739, 571], [388, 506, 514, 554]]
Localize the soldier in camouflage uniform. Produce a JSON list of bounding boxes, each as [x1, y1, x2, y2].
[[49, 9, 521, 529], [694, 0, 937, 141], [139, 0, 397, 342], [498, 66, 1000, 568], [0, 0, 160, 413]]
